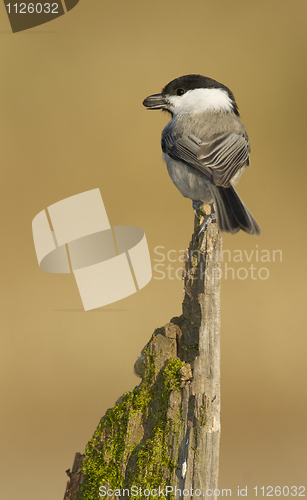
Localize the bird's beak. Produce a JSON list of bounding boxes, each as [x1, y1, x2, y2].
[[143, 93, 167, 110]]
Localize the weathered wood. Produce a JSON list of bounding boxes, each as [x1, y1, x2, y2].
[[177, 206, 222, 497], [64, 453, 84, 500], [63, 207, 222, 500]]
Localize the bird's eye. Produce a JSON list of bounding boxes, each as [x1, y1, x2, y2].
[[176, 88, 185, 96]]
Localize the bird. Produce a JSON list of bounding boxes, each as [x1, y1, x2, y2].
[[143, 74, 261, 235]]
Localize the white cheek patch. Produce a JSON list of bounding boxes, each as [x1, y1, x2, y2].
[[168, 88, 233, 115]]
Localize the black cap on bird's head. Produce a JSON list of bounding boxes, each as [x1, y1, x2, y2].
[[143, 74, 239, 116]]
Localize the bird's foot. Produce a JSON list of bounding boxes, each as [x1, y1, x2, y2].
[[193, 201, 217, 234], [192, 200, 204, 216], [198, 211, 217, 234]]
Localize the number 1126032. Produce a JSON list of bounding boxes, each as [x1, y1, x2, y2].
[[6, 3, 60, 14]]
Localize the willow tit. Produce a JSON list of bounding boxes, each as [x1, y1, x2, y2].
[[143, 74, 260, 235]]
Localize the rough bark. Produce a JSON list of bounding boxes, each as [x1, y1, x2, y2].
[[63, 206, 222, 500]]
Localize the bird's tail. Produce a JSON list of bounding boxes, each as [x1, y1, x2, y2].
[[212, 185, 261, 235]]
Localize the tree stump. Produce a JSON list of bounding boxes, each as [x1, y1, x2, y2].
[[63, 206, 222, 500]]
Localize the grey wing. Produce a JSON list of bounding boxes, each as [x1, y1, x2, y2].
[[162, 132, 212, 178], [162, 131, 250, 188], [198, 132, 250, 187]]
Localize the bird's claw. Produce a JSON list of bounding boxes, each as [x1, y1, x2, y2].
[[192, 200, 203, 216], [198, 212, 217, 234]]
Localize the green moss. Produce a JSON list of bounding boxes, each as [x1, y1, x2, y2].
[[199, 406, 207, 427], [196, 207, 206, 227], [183, 345, 198, 351], [78, 353, 185, 500], [191, 447, 202, 463]]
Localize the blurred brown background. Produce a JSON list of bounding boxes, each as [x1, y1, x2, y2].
[[0, 1, 306, 498]]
